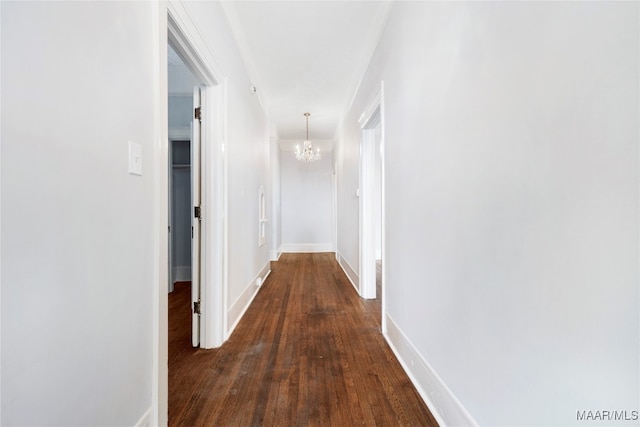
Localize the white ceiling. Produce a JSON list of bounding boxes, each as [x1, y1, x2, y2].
[[221, 1, 392, 152]]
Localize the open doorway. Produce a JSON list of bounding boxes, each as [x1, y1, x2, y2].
[[373, 123, 382, 302], [167, 42, 203, 349], [169, 139, 191, 290], [359, 83, 385, 330], [156, 7, 229, 424], [168, 43, 197, 291]]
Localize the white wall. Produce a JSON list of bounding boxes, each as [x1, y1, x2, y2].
[[373, 123, 382, 260], [269, 125, 282, 260], [280, 150, 334, 252], [168, 95, 192, 130], [1, 2, 157, 425], [335, 2, 639, 426], [1, 0, 272, 424], [181, 1, 271, 332], [335, 118, 360, 274]]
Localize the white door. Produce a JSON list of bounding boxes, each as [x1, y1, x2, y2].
[[191, 86, 202, 347], [359, 88, 383, 301], [168, 141, 174, 293]]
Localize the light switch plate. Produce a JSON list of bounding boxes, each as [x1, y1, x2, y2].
[[128, 141, 142, 176]]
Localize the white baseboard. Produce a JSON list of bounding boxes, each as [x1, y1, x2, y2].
[[172, 265, 191, 283], [336, 252, 359, 294], [135, 407, 152, 427], [384, 314, 478, 427], [280, 242, 333, 253], [270, 249, 282, 261], [226, 261, 271, 338]]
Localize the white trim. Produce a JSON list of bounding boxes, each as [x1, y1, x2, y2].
[[167, 136, 174, 293], [166, 0, 228, 351], [379, 82, 387, 333], [358, 90, 382, 129], [134, 407, 152, 427], [258, 185, 267, 247], [384, 314, 479, 427], [358, 84, 384, 301], [332, 159, 338, 269], [154, 2, 229, 424], [270, 249, 282, 261], [202, 74, 229, 349], [151, 2, 168, 425], [166, 3, 223, 87], [280, 243, 333, 253], [336, 252, 360, 295], [269, 135, 281, 264], [226, 261, 271, 338], [172, 266, 191, 283], [221, 77, 229, 348], [0, 3, 4, 422], [190, 85, 202, 348]]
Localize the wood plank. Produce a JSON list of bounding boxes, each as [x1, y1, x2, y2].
[[169, 253, 438, 426]]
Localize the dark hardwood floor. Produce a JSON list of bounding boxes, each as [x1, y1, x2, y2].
[[169, 253, 437, 426]]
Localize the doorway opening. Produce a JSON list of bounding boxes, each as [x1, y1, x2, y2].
[[167, 42, 203, 347], [373, 123, 382, 303], [168, 137, 192, 293], [156, 6, 228, 424], [359, 83, 386, 331], [164, 6, 228, 351]]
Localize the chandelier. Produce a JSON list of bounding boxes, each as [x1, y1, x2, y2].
[[295, 112, 320, 162]]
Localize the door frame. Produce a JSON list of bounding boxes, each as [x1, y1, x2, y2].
[[153, 1, 228, 424], [166, 0, 228, 349], [167, 129, 191, 293], [358, 82, 386, 330], [191, 86, 202, 347]]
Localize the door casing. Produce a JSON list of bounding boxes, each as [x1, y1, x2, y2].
[[153, 1, 228, 424], [358, 82, 386, 331]]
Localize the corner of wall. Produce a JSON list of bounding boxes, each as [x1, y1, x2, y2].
[[172, 266, 192, 283], [226, 260, 271, 337], [384, 314, 478, 427], [134, 407, 152, 427], [280, 243, 333, 253], [336, 251, 359, 294]]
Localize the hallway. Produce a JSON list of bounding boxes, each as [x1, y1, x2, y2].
[[169, 253, 437, 426], [1, 1, 637, 425]]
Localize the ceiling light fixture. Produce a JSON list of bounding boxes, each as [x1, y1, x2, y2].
[[295, 112, 320, 162]]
